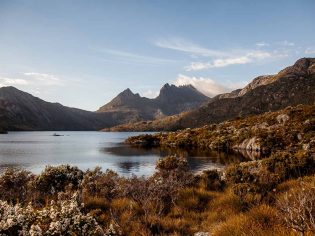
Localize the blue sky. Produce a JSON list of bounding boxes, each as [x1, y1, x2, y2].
[[0, 0, 314, 111]]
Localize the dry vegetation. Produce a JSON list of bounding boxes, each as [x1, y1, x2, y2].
[[0, 150, 314, 235], [127, 104, 315, 157], [1, 104, 315, 235]]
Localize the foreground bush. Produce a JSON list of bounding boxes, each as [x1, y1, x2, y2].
[[226, 150, 315, 206], [0, 193, 104, 235], [0, 154, 315, 235], [277, 181, 315, 235], [0, 169, 34, 204]]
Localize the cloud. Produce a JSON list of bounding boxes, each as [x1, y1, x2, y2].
[[185, 51, 272, 71], [142, 89, 159, 98], [173, 74, 232, 97], [154, 38, 226, 57], [0, 72, 64, 89], [154, 37, 290, 71], [94, 48, 176, 66], [256, 42, 269, 47], [305, 48, 315, 54], [279, 40, 295, 47], [0, 77, 29, 87], [24, 72, 64, 86]]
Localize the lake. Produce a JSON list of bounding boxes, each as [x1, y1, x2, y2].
[[0, 131, 247, 176]]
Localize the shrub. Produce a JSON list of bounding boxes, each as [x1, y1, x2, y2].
[[198, 170, 225, 191], [226, 151, 314, 205], [81, 167, 121, 200], [32, 165, 83, 195], [0, 168, 34, 204], [277, 182, 315, 235], [0, 193, 104, 235]]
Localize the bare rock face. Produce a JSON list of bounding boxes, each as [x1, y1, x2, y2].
[[278, 57, 315, 77], [233, 137, 261, 152], [238, 75, 275, 96]]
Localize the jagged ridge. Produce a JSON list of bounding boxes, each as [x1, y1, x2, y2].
[[106, 58, 315, 131], [97, 83, 209, 120]]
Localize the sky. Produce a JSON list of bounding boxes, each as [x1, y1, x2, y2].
[[0, 0, 314, 111]]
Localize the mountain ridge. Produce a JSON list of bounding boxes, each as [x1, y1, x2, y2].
[[0, 86, 134, 131], [0, 84, 209, 131], [1, 58, 314, 132], [105, 57, 315, 131], [97, 83, 209, 120]]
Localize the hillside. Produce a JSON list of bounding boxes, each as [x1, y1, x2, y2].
[[106, 58, 315, 131], [126, 104, 315, 158], [0, 86, 133, 131], [97, 83, 209, 120], [0, 83, 209, 131]]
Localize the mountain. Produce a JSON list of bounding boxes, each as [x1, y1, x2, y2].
[[97, 83, 209, 120], [0, 87, 133, 131], [105, 57, 315, 131], [0, 83, 208, 131], [155, 84, 209, 115]]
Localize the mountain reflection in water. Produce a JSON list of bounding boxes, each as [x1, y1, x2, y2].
[[103, 144, 252, 173], [0, 132, 256, 177]]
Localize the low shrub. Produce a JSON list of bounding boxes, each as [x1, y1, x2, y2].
[[277, 181, 315, 235], [32, 165, 83, 195], [81, 167, 121, 200], [0, 168, 34, 204]]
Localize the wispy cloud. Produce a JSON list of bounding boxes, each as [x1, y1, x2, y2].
[[94, 48, 176, 66], [154, 37, 293, 71], [0, 77, 29, 87], [256, 42, 269, 47], [0, 72, 64, 89], [278, 40, 295, 47], [142, 89, 159, 98], [24, 72, 64, 86], [173, 74, 230, 97], [305, 48, 315, 54], [185, 51, 272, 71], [154, 38, 226, 57]]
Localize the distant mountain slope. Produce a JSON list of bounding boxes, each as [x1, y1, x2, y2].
[[0, 87, 132, 131], [105, 57, 315, 131], [97, 83, 209, 120], [0, 83, 209, 131]]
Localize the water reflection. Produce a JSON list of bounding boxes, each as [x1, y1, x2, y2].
[[0, 132, 253, 177], [117, 162, 141, 173], [235, 149, 262, 160], [103, 143, 251, 173]]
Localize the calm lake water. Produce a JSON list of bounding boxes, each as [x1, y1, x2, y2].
[[0, 131, 247, 176]]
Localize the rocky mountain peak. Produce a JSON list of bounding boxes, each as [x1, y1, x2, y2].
[[97, 83, 209, 118], [158, 83, 201, 98], [279, 57, 315, 77], [160, 83, 176, 93], [119, 88, 136, 97], [238, 75, 274, 96]]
